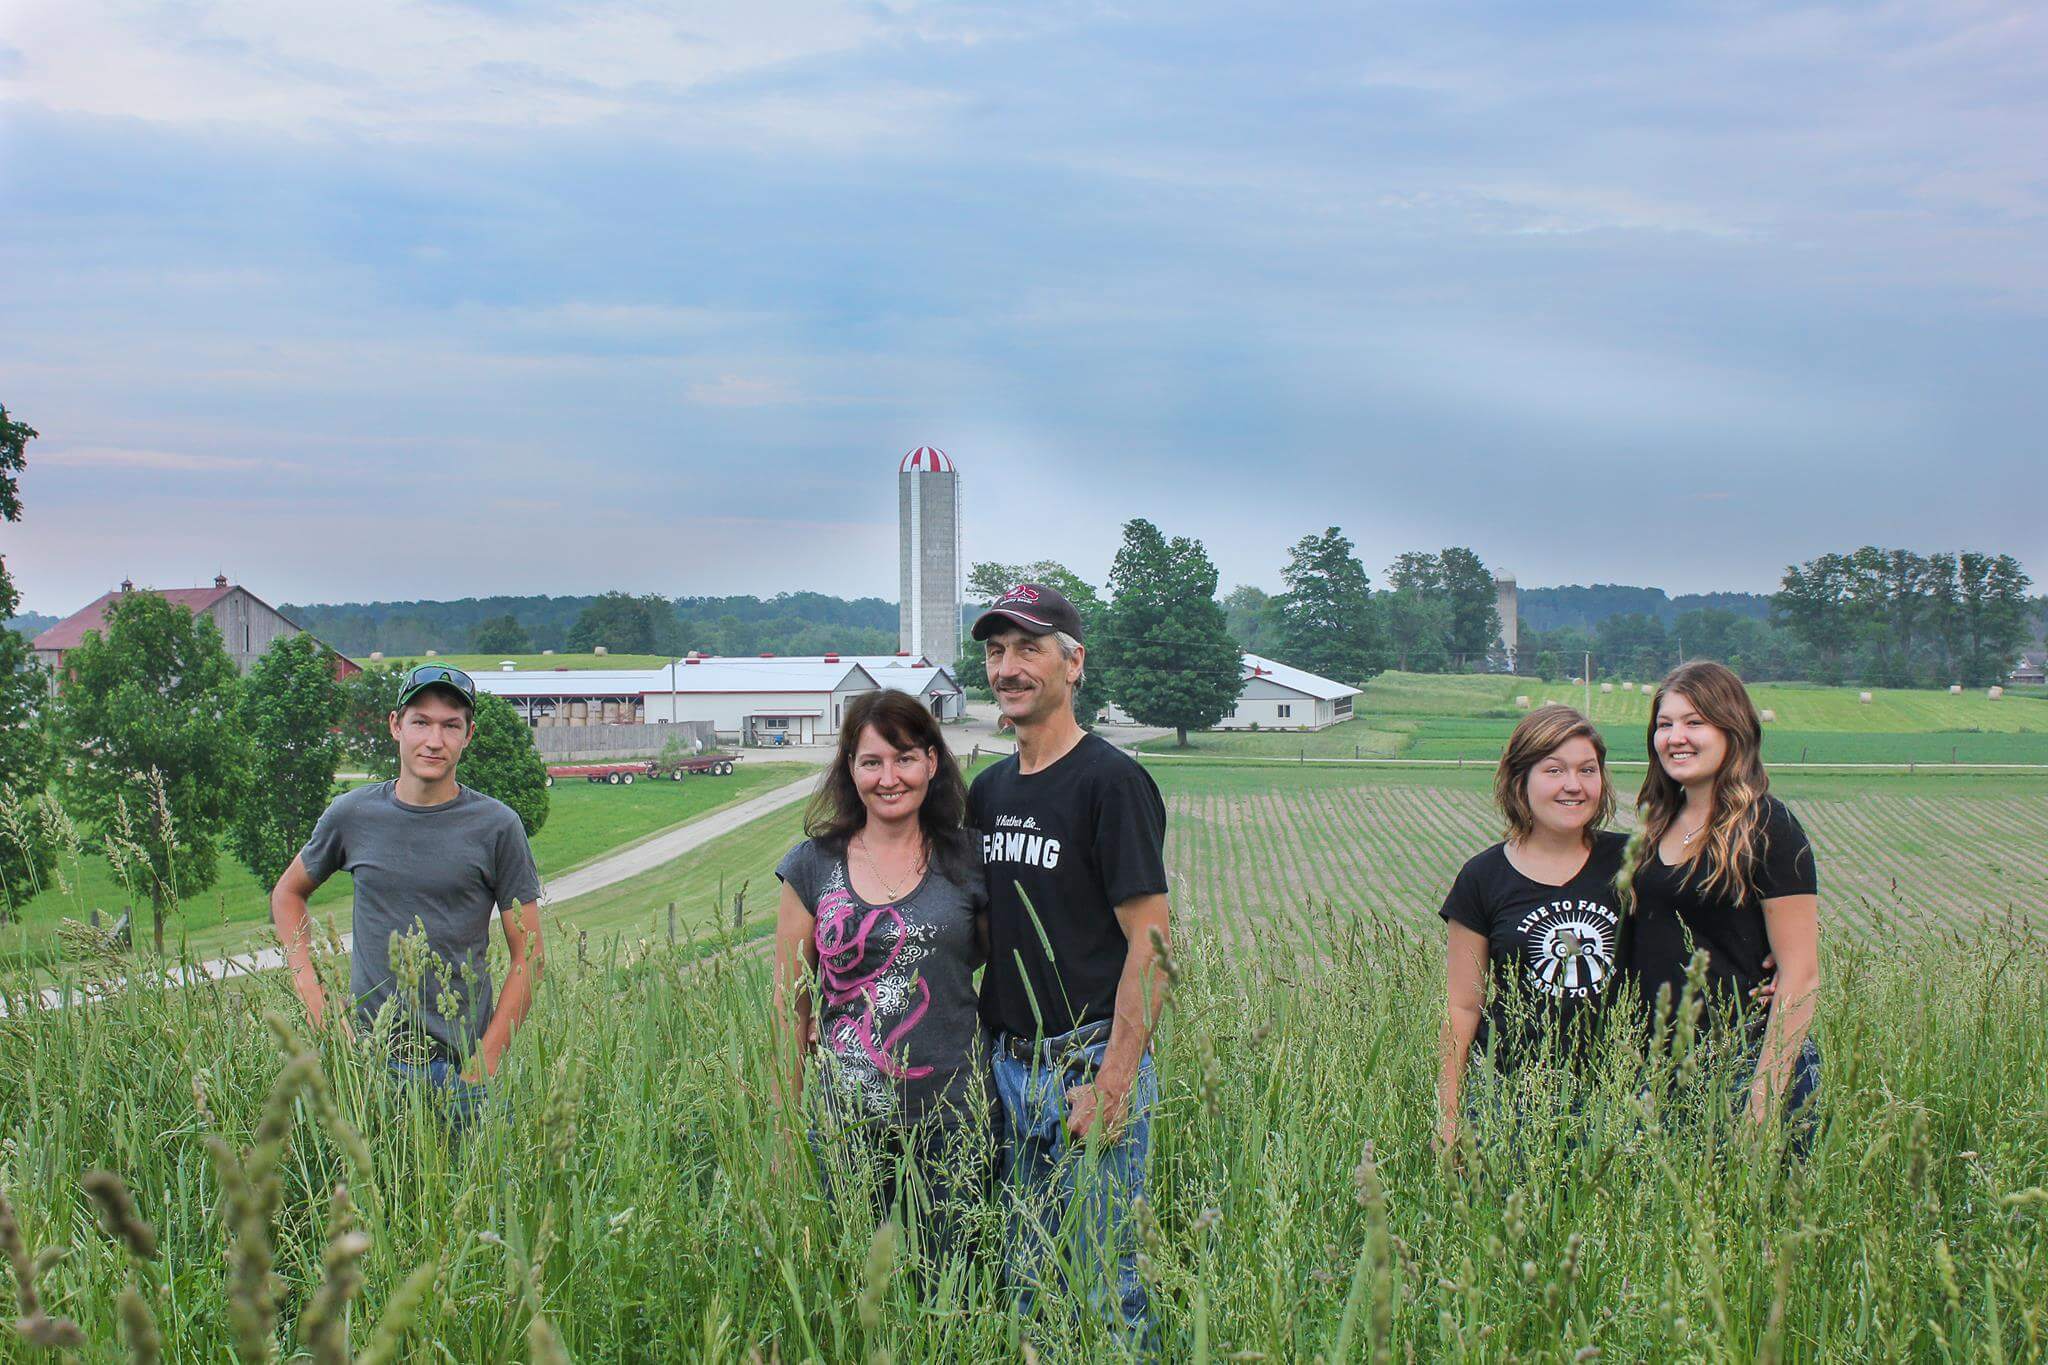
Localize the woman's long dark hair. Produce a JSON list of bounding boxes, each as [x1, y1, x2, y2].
[[803, 690, 977, 884]]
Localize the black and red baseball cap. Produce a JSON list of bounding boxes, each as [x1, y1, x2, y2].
[[971, 583, 1086, 643]]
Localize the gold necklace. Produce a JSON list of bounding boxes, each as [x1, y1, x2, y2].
[[856, 832, 925, 902]]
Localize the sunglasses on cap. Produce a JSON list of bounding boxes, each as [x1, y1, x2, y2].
[[395, 664, 477, 710]]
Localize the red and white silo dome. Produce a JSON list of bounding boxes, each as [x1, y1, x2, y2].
[[900, 446, 953, 473]]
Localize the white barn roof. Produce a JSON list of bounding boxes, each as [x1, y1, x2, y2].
[[1241, 653, 1360, 702], [472, 661, 877, 698]]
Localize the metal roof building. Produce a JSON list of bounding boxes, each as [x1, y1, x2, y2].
[[1216, 654, 1360, 731], [31, 576, 360, 692], [473, 658, 883, 746]]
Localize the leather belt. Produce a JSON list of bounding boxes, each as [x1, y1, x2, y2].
[[998, 1019, 1114, 1064]]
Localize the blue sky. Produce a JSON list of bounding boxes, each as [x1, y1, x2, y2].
[[2, 0, 2042, 613]]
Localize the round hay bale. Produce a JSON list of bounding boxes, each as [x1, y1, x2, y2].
[[1515, 695, 1531, 709], [424, 649, 438, 658], [1542, 698, 1556, 707], [369, 651, 383, 662], [1600, 682, 1614, 694], [1989, 685, 2005, 700], [1760, 708, 1776, 722], [1859, 691, 1873, 704], [542, 649, 556, 656], [1949, 683, 1962, 694], [594, 645, 609, 657]]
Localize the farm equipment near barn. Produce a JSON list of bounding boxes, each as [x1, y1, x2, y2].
[[544, 754, 742, 787]]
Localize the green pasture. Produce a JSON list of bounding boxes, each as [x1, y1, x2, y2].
[[1142, 669, 2048, 766], [0, 764, 810, 974]]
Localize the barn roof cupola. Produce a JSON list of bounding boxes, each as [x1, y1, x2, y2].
[[120, 577, 133, 593], [214, 573, 229, 589]]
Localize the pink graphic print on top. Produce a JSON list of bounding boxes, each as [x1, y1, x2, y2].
[[812, 867, 935, 1114]]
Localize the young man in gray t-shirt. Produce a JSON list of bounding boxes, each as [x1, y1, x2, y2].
[[270, 665, 544, 1111]]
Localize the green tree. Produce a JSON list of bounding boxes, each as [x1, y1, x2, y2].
[[1775, 554, 1855, 685], [1381, 588, 1453, 673], [337, 666, 401, 779], [460, 693, 550, 838], [1278, 527, 1381, 687], [0, 402, 52, 913], [1383, 548, 1500, 669], [1222, 585, 1287, 654], [1957, 552, 2034, 687], [469, 614, 534, 655], [229, 634, 343, 889], [54, 591, 251, 952], [965, 560, 1112, 725], [1102, 520, 1242, 746], [566, 592, 668, 655]]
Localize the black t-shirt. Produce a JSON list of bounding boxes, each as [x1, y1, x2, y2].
[[1623, 795, 1816, 1036], [1439, 831, 1628, 1073], [972, 734, 1169, 1040]]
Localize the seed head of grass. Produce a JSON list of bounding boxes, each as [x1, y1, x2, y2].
[[81, 1170, 159, 1261], [857, 1219, 899, 1335]]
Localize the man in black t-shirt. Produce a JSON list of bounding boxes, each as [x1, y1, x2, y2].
[[971, 582, 1171, 1346]]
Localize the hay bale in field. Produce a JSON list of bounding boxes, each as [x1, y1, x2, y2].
[[1989, 685, 2004, 700], [543, 649, 556, 656], [1515, 695, 1531, 709], [1859, 692, 1873, 704], [1600, 682, 1614, 694], [369, 651, 383, 662], [1760, 708, 1776, 722], [1949, 683, 1962, 694], [1622, 681, 1635, 691], [594, 645, 609, 657], [424, 648, 438, 657], [1542, 698, 1556, 707]]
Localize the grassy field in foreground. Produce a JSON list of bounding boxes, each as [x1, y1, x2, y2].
[[4, 759, 2044, 1359], [0, 764, 810, 973]]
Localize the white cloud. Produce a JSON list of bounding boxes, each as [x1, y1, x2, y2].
[[38, 444, 283, 473]]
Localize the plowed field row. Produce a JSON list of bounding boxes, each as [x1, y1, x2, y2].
[[1163, 783, 2048, 943]]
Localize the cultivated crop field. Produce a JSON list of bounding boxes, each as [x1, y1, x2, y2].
[[4, 761, 2044, 1361]]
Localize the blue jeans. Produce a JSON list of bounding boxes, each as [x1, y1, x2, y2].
[[388, 1058, 490, 1133], [991, 1026, 1155, 1351], [1732, 1036, 1823, 1156]]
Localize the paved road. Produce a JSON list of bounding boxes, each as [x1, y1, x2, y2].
[[3, 773, 820, 1017]]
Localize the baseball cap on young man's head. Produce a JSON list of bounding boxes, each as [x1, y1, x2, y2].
[[971, 583, 1086, 643], [394, 664, 477, 713]]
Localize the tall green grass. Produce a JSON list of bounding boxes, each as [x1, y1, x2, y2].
[[5, 889, 2044, 1360]]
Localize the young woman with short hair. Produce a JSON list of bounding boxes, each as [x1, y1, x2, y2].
[[1620, 660, 1820, 1131], [1437, 705, 1626, 1150]]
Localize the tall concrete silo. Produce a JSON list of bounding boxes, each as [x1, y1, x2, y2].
[[898, 446, 961, 665], [1494, 573, 1519, 671]]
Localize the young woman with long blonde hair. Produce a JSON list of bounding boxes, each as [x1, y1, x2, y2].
[[1620, 660, 1820, 1132]]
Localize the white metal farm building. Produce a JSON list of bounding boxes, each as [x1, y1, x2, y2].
[[1215, 654, 1359, 731], [772, 654, 965, 720], [473, 659, 884, 746]]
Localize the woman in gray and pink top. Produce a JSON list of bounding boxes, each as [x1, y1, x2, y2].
[[773, 689, 991, 1261]]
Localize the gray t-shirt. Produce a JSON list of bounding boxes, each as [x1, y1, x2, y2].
[[299, 782, 542, 1063], [776, 838, 991, 1128]]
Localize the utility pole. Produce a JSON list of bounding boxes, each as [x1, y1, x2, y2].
[[1584, 651, 1591, 716]]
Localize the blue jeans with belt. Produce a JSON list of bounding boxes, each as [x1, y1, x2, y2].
[[990, 1024, 1156, 1352], [388, 1058, 490, 1134]]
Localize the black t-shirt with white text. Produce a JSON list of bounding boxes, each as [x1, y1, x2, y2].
[[972, 735, 1170, 1040], [1623, 795, 1816, 1038], [1439, 831, 1627, 1073]]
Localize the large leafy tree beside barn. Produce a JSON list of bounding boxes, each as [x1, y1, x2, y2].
[[1103, 519, 1242, 747], [459, 692, 550, 838], [1278, 526, 1381, 687], [0, 401, 53, 912], [54, 591, 252, 951]]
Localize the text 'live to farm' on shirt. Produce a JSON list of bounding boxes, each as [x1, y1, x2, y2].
[[1439, 831, 1628, 1073], [971, 734, 1170, 1041]]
